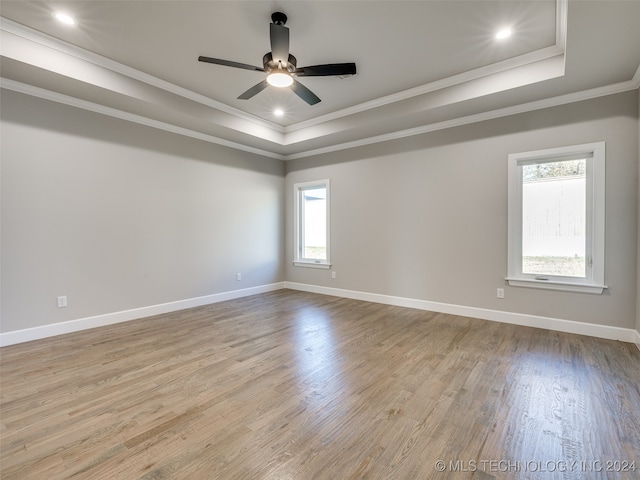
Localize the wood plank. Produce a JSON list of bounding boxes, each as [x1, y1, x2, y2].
[[1, 290, 638, 479]]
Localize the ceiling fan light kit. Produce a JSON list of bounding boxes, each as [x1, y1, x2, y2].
[[267, 71, 293, 88], [198, 12, 357, 105]]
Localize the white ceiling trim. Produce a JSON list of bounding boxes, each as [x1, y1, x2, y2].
[[0, 78, 286, 160], [1, 14, 567, 153], [282, 53, 567, 148], [0, 24, 286, 145], [285, 44, 564, 135], [633, 63, 640, 85], [0, 17, 284, 134], [287, 0, 567, 133], [1, 1, 567, 138], [555, 0, 568, 53], [284, 77, 640, 161], [3, 0, 636, 162], [4, 70, 635, 163]]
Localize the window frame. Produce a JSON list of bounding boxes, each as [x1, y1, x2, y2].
[[507, 142, 606, 294], [293, 179, 331, 269]]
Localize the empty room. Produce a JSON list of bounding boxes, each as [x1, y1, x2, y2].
[[1, 1, 639, 479]]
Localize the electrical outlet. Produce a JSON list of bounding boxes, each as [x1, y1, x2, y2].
[[497, 288, 505, 299], [331, 271, 336, 279], [236, 273, 242, 281], [57, 296, 68, 308]]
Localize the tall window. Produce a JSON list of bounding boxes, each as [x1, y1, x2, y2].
[[507, 142, 606, 293], [294, 180, 330, 268]]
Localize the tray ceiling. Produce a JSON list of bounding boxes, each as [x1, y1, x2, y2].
[[1, 0, 639, 159]]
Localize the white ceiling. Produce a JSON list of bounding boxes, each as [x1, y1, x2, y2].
[[1, 0, 639, 160]]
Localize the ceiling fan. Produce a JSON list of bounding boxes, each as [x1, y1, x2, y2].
[[198, 12, 357, 105]]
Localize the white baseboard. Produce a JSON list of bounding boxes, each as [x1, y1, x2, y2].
[[284, 282, 640, 344], [0, 282, 285, 347], [3, 281, 638, 347]]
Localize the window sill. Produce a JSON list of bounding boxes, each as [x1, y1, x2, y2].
[[293, 261, 331, 269], [506, 278, 607, 294]]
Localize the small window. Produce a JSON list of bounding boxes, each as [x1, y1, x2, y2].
[[294, 180, 330, 268], [507, 142, 606, 293]]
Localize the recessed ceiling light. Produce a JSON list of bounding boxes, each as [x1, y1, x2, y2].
[[274, 108, 284, 117], [495, 28, 512, 40], [53, 12, 76, 26]]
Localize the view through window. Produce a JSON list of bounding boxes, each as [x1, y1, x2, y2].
[[522, 158, 586, 277], [507, 141, 605, 293], [301, 186, 327, 260], [294, 180, 330, 267]]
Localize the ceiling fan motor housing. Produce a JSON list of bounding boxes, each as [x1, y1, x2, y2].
[[271, 12, 287, 26], [263, 52, 297, 72]]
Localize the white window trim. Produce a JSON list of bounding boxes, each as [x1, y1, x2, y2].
[[293, 179, 331, 269], [506, 142, 607, 294]]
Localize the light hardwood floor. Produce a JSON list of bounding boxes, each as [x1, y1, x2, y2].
[[1, 290, 639, 479]]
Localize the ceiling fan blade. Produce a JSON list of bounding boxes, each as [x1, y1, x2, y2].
[[270, 23, 290, 65], [238, 80, 269, 100], [198, 56, 265, 72], [295, 63, 357, 77], [290, 79, 321, 105]]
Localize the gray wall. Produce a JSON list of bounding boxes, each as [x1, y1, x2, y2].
[[1, 90, 285, 333], [637, 89, 640, 336], [286, 91, 639, 330], [2, 88, 638, 337]]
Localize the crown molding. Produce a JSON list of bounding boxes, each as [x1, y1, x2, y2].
[[3, 0, 636, 162], [556, 0, 568, 52], [284, 0, 568, 134], [632, 63, 640, 87], [1, 1, 568, 138], [284, 45, 565, 135], [0, 78, 286, 160], [284, 78, 640, 160], [0, 16, 285, 134], [3, 71, 635, 162]]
